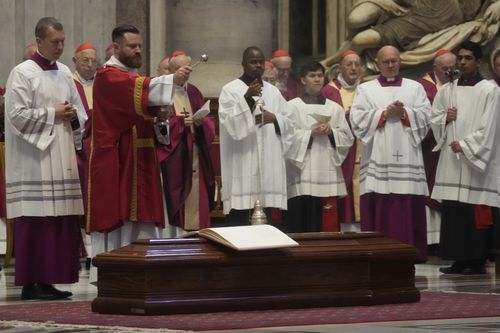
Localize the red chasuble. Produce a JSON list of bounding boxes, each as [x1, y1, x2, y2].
[[86, 66, 164, 232], [156, 84, 215, 230]]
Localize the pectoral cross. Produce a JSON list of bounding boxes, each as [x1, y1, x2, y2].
[[182, 107, 190, 118], [392, 150, 403, 161]]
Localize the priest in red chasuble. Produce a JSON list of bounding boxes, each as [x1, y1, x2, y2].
[[156, 54, 215, 231], [87, 25, 191, 269]]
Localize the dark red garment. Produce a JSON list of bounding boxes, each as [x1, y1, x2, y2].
[[280, 78, 302, 101], [157, 84, 215, 230], [73, 79, 92, 216], [360, 193, 428, 262], [475, 205, 494, 229], [321, 197, 339, 231], [0, 145, 6, 218], [14, 216, 81, 285], [416, 73, 439, 104], [87, 66, 164, 232], [322, 80, 356, 225], [416, 73, 442, 211]]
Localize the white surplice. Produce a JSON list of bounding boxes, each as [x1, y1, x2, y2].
[[219, 79, 294, 214], [4, 60, 87, 218], [286, 98, 354, 198], [430, 80, 500, 207], [350, 78, 431, 195]]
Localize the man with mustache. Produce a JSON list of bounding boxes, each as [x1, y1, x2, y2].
[[86, 25, 191, 279], [218, 46, 294, 224]]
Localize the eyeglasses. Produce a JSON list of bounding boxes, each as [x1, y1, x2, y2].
[[77, 57, 97, 66]]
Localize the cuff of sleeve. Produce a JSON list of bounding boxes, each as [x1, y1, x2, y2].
[[377, 112, 386, 129], [273, 118, 281, 135], [401, 111, 411, 127]]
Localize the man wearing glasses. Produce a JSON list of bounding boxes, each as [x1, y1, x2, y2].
[[72, 43, 98, 268]]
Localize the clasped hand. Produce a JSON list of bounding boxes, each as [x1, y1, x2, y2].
[[311, 122, 332, 136], [54, 101, 77, 121], [384, 100, 405, 119]]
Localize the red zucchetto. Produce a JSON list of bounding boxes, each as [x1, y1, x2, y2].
[[75, 43, 96, 54]]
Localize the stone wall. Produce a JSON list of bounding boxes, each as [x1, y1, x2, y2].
[[0, 0, 116, 87]]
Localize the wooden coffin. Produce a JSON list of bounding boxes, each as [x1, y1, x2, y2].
[[92, 232, 419, 315]]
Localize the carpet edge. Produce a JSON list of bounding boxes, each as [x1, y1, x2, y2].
[[0, 320, 193, 333]]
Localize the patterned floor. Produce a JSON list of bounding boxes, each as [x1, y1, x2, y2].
[[0, 256, 499, 332]]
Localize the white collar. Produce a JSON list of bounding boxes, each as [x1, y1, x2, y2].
[[106, 55, 138, 73]]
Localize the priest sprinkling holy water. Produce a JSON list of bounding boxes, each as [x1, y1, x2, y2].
[[218, 46, 294, 225], [350, 45, 431, 262], [431, 41, 500, 275], [86, 25, 191, 281]]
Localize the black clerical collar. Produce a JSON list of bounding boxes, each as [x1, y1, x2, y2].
[[494, 77, 500, 87], [378, 75, 403, 87], [300, 92, 326, 105], [458, 72, 483, 86], [239, 74, 263, 86], [30, 51, 58, 71]]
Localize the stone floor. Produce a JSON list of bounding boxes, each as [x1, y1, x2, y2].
[[0, 256, 499, 332]]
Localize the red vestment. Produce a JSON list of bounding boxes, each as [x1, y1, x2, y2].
[[322, 80, 357, 226], [280, 78, 302, 101], [73, 79, 92, 215], [87, 66, 164, 232], [416, 73, 441, 212], [157, 84, 215, 230]]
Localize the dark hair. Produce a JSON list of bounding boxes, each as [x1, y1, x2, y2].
[[35, 17, 63, 39], [112, 25, 140, 42], [299, 61, 325, 78], [242, 46, 263, 61], [459, 41, 482, 60]]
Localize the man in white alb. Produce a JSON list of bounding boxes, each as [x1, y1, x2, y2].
[[350, 45, 431, 262], [219, 46, 294, 224]]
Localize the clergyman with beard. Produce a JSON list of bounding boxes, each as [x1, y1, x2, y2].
[[218, 46, 294, 225], [86, 25, 191, 275]]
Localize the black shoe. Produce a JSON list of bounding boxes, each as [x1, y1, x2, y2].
[[439, 265, 463, 274], [439, 261, 467, 274], [38, 283, 73, 299], [462, 266, 487, 275], [21, 283, 58, 301], [85, 258, 91, 270]]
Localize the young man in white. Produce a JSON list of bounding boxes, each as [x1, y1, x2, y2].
[[431, 41, 500, 275], [286, 61, 353, 232]]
